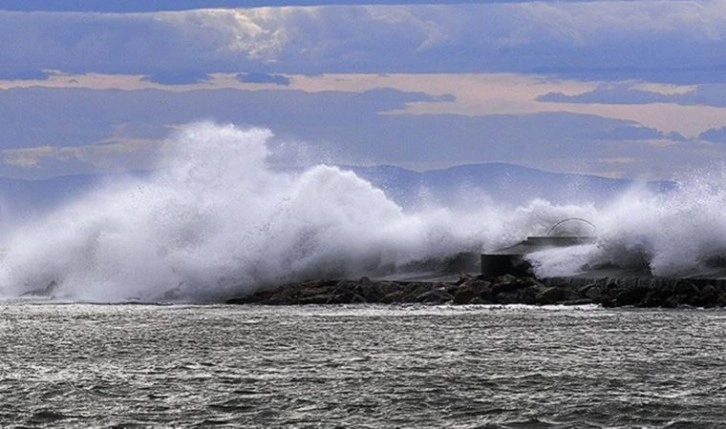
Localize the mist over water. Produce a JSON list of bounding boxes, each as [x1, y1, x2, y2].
[[0, 122, 723, 302]]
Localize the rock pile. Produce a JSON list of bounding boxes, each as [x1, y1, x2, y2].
[[227, 275, 726, 307]]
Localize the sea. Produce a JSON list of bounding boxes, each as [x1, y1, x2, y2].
[[2, 302, 726, 428]]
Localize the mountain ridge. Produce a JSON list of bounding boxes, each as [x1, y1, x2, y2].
[[343, 162, 673, 207], [0, 163, 673, 215]]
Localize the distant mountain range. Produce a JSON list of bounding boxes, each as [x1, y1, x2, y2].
[[0, 174, 102, 215], [0, 163, 673, 217], [345, 163, 673, 207]]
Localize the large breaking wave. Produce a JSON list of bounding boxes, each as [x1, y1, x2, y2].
[[529, 171, 726, 279], [0, 122, 722, 302]]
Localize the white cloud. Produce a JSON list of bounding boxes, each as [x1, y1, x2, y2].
[[1, 139, 163, 173], [3, 2, 726, 181], [2, 146, 57, 168], [2, 3, 725, 82], [154, 8, 290, 62]]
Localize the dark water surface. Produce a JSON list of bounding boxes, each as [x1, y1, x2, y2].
[[1, 303, 726, 428]]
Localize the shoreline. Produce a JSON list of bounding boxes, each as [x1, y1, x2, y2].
[[227, 275, 726, 308]]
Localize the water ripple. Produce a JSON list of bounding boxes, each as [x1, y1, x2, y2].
[[1, 304, 725, 427]]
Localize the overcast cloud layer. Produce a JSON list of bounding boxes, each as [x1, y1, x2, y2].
[[3, 4, 726, 82], [1, 2, 726, 180]]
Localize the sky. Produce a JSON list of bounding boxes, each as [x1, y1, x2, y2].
[[1, 0, 726, 180]]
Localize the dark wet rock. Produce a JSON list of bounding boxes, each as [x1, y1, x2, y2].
[[381, 290, 406, 304], [468, 296, 491, 305], [696, 284, 719, 307], [453, 279, 492, 304], [491, 275, 531, 294], [614, 285, 650, 307], [579, 283, 605, 301], [536, 286, 576, 305], [517, 284, 544, 305], [662, 294, 689, 309], [562, 298, 595, 306], [599, 294, 615, 308], [226, 274, 726, 308], [299, 293, 337, 305], [350, 294, 368, 304], [416, 288, 454, 304], [493, 291, 518, 305], [682, 282, 702, 306], [335, 277, 386, 303]]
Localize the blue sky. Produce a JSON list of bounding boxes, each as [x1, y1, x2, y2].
[[1, 0, 726, 179]]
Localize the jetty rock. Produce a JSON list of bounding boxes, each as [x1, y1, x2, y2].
[[227, 275, 726, 308]]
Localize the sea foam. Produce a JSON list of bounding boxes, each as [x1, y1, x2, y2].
[[0, 122, 720, 302]]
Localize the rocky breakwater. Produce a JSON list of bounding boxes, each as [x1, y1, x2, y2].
[[227, 275, 726, 307]]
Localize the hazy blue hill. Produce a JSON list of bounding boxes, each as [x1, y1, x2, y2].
[[0, 172, 148, 218], [0, 164, 673, 216], [0, 174, 99, 214], [347, 163, 673, 207]]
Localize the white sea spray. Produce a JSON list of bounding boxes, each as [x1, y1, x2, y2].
[[1, 122, 721, 302]]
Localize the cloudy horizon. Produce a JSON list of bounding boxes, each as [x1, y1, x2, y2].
[[1, 1, 725, 180]]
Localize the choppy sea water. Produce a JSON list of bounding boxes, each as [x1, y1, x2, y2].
[[1, 303, 726, 428]]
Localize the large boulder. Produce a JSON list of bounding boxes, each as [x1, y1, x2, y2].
[[578, 283, 606, 301], [416, 287, 454, 304], [226, 274, 726, 308], [535, 286, 579, 305], [613, 285, 650, 307], [453, 279, 492, 304]]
